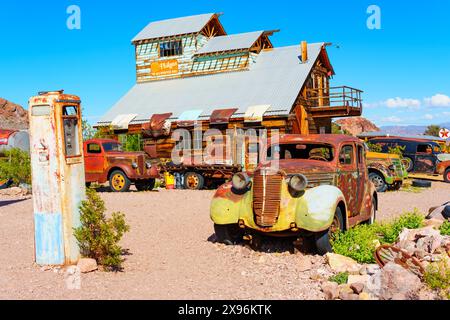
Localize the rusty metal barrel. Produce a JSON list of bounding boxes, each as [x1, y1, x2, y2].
[[0, 130, 30, 155]]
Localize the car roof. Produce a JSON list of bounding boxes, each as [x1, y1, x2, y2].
[[370, 137, 439, 145], [85, 139, 119, 144]]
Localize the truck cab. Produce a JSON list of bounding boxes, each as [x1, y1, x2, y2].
[[84, 139, 159, 192]]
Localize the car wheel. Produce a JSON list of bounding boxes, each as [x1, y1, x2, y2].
[[443, 205, 450, 220], [444, 169, 450, 184], [214, 224, 244, 246], [109, 170, 131, 192], [369, 172, 388, 193], [412, 179, 432, 188], [315, 206, 345, 255], [402, 157, 414, 172], [135, 179, 156, 192], [184, 172, 205, 190]]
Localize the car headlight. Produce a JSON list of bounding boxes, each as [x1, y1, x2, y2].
[[288, 174, 308, 193], [132, 162, 138, 169], [388, 165, 395, 171], [232, 172, 251, 191], [146, 162, 152, 169]]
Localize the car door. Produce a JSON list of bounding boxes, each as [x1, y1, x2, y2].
[[84, 142, 104, 182], [414, 143, 436, 173], [337, 144, 358, 216], [356, 143, 369, 215]]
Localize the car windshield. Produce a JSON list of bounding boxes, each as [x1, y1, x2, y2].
[[267, 143, 335, 162], [102, 142, 123, 152]]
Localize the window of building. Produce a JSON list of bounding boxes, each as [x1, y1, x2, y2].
[[159, 40, 183, 57], [339, 145, 354, 165]]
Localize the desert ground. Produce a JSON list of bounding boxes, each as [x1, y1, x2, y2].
[[0, 181, 449, 300]]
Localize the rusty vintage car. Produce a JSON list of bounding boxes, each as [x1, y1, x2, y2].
[[366, 151, 407, 192], [84, 139, 159, 192], [368, 137, 450, 183], [210, 134, 378, 254]]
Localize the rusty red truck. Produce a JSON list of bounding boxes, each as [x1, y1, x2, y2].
[[84, 139, 159, 192]]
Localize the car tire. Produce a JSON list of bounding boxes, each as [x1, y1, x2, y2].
[[109, 170, 131, 193], [403, 157, 414, 172], [442, 205, 450, 220], [444, 169, 450, 184], [315, 206, 345, 255], [135, 179, 156, 192], [184, 172, 205, 190], [412, 179, 432, 188], [369, 172, 388, 193], [0, 179, 13, 190], [214, 224, 244, 246]]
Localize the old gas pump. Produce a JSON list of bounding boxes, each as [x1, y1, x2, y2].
[[28, 90, 86, 266]]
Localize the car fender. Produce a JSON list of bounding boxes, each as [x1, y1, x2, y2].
[[294, 185, 347, 233], [210, 182, 252, 225], [368, 163, 394, 184], [105, 164, 135, 181], [437, 160, 450, 174]]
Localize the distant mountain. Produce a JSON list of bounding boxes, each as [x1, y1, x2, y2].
[[380, 123, 450, 136], [0, 98, 28, 130], [335, 117, 380, 136]]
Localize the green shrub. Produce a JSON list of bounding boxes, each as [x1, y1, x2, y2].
[[332, 224, 380, 264], [366, 142, 382, 153], [378, 210, 424, 244], [440, 221, 450, 236], [424, 258, 450, 298], [329, 272, 349, 285], [332, 210, 425, 264], [0, 148, 31, 185], [119, 134, 142, 152], [387, 145, 406, 157], [74, 188, 130, 271]]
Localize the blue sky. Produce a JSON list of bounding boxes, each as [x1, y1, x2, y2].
[[0, 0, 449, 126]]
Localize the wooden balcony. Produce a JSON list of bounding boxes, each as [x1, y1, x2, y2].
[[306, 86, 363, 118]]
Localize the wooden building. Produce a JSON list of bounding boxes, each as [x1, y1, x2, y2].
[[97, 13, 363, 164]]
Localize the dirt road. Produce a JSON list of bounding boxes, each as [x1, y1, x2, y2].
[[0, 182, 449, 300]]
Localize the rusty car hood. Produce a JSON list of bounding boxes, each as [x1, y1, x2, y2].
[[105, 151, 147, 159]]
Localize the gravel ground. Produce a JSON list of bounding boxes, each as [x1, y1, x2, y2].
[[0, 181, 449, 300]]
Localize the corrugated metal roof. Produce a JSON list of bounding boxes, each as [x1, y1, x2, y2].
[[132, 13, 216, 42], [99, 43, 324, 125], [196, 31, 264, 55]]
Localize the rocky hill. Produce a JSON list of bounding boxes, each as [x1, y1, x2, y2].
[[335, 117, 380, 136], [0, 98, 28, 130]]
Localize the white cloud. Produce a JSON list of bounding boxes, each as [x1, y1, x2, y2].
[[385, 97, 421, 109], [424, 114, 434, 120], [424, 94, 450, 107], [382, 116, 402, 123]]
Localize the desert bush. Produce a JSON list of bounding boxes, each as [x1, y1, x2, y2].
[[387, 145, 406, 157], [74, 188, 130, 271], [366, 142, 382, 153], [332, 210, 425, 263], [378, 210, 424, 244], [424, 257, 450, 299], [329, 272, 349, 285], [0, 148, 31, 185], [440, 221, 450, 236]]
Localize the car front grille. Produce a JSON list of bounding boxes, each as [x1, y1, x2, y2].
[[253, 170, 282, 228]]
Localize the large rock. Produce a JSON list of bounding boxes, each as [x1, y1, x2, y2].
[[326, 253, 361, 274], [335, 117, 380, 136], [321, 282, 339, 300], [367, 262, 422, 300], [77, 258, 98, 273]]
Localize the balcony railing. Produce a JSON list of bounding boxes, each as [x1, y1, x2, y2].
[[305, 86, 363, 118]]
